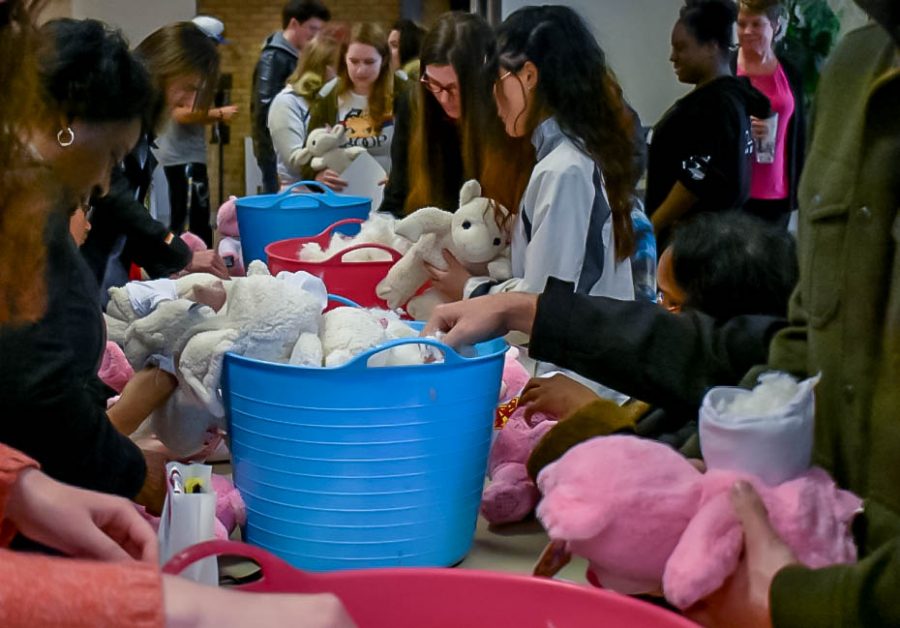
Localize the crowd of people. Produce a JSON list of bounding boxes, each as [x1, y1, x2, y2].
[[0, 0, 897, 625]]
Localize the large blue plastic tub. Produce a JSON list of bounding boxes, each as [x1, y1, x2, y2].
[[235, 181, 370, 265], [222, 327, 506, 571]]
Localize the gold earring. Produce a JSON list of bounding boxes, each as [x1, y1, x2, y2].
[[57, 127, 75, 147]]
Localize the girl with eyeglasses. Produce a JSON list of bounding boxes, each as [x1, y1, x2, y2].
[[436, 5, 637, 305], [379, 11, 532, 219], [304, 22, 405, 191]]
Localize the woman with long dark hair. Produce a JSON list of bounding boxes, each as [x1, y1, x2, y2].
[[380, 11, 532, 218], [436, 5, 636, 303]]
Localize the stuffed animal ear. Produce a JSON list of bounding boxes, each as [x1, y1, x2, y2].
[[332, 125, 347, 141], [395, 207, 452, 242], [459, 179, 482, 206], [662, 491, 744, 610]]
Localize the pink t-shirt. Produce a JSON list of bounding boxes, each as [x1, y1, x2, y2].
[[739, 63, 795, 200]]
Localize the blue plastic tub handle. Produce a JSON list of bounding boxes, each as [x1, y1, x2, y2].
[[277, 180, 342, 200], [339, 337, 466, 369], [327, 294, 363, 308]]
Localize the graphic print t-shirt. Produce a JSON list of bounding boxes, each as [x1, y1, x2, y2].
[[337, 92, 394, 174]]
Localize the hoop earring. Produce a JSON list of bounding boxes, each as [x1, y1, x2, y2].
[[57, 127, 75, 147]]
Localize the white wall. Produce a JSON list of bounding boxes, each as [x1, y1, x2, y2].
[[72, 0, 197, 45], [501, 0, 688, 126]]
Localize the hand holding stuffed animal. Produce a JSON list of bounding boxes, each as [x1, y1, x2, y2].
[[536, 435, 861, 609], [376, 180, 512, 319]]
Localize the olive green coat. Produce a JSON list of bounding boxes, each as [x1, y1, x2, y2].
[[762, 23, 900, 627]]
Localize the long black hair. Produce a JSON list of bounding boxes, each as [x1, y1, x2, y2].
[[494, 5, 636, 261], [38, 19, 154, 128]]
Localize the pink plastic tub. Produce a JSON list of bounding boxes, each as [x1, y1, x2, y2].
[[265, 218, 402, 310], [164, 540, 696, 628]]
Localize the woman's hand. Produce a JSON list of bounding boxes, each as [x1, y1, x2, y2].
[[686, 481, 797, 628], [5, 468, 158, 563], [314, 169, 348, 192], [163, 576, 357, 628], [520, 374, 600, 420], [134, 449, 169, 517], [424, 250, 472, 302], [186, 249, 229, 279], [750, 116, 770, 141], [423, 291, 538, 348]]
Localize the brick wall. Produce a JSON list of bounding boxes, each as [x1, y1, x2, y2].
[[199, 0, 451, 207]]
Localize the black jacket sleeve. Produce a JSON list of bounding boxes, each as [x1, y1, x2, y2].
[[529, 278, 787, 415], [379, 89, 411, 217], [252, 48, 296, 160], [0, 212, 146, 498], [82, 165, 192, 283]]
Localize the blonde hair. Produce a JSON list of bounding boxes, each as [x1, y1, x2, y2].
[[289, 32, 341, 98], [134, 21, 220, 131], [336, 22, 393, 133]]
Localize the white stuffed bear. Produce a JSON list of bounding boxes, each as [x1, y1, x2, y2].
[[298, 212, 409, 263], [320, 307, 439, 368], [150, 261, 324, 456], [376, 179, 512, 320], [297, 125, 366, 174]]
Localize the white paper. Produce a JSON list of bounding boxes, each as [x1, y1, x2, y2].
[[340, 151, 387, 209]]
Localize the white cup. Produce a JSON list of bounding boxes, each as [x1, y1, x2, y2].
[[754, 112, 779, 164]]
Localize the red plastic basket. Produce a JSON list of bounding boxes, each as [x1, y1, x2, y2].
[[265, 218, 402, 310], [164, 540, 696, 628]]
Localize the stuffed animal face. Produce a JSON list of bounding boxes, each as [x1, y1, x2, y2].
[[305, 126, 346, 156], [450, 180, 509, 264], [216, 196, 239, 237]]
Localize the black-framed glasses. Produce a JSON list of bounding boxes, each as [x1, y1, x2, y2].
[[419, 74, 458, 97]]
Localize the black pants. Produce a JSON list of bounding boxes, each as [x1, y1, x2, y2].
[[164, 163, 213, 247], [743, 197, 791, 230]]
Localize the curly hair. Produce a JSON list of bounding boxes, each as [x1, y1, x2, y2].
[[494, 5, 636, 261], [37, 19, 153, 128]]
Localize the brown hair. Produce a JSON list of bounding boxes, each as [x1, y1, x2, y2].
[[336, 22, 393, 134], [289, 29, 342, 98], [406, 12, 532, 225], [0, 0, 51, 325], [739, 0, 786, 28], [134, 21, 220, 132]]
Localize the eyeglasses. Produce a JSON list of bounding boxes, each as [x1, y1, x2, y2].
[[493, 70, 514, 94], [420, 74, 458, 97]]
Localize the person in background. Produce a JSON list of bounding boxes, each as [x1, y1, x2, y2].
[[379, 11, 533, 218], [251, 0, 331, 193], [80, 20, 229, 297], [268, 30, 342, 187], [647, 0, 770, 243], [734, 0, 805, 228], [388, 18, 425, 79], [304, 22, 404, 189], [153, 15, 237, 248], [68, 202, 91, 247]]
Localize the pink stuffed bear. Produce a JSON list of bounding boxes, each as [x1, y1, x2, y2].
[[482, 348, 560, 525], [179, 231, 208, 254], [482, 405, 557, 525], [536, 435, 861, 610], [98, 340, 134, 394], [216, 195, 244, 276]]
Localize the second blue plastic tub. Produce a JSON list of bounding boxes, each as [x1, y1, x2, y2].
[[236, 181, 370, 265], [222, 326, 506, 571]]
